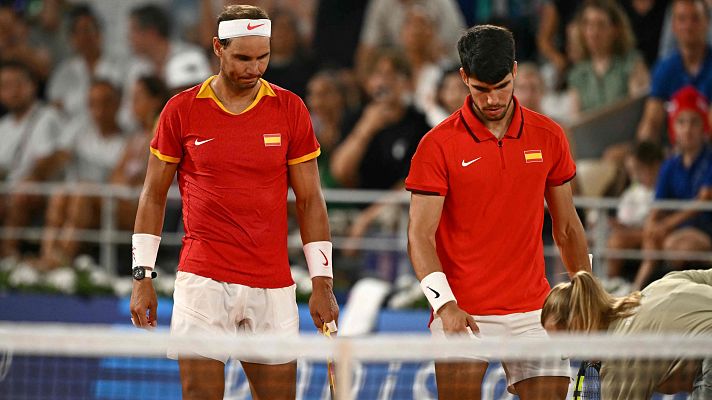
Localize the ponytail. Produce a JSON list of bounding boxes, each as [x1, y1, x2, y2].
[[542, 271, 642, 332]]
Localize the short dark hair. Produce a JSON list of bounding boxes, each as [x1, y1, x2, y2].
[[67, 3, 100, 33], [368, 48, 412, 79], [137, 75, 170, 107], [217, 5, 269, 47], [130, 4, 171, 39], [0, 60, 36, 83], [90, 78, 121, 99], [457, 25, 515, 84], [633, 141, 664, 166]]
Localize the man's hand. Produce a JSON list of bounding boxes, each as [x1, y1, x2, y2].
[[309, 276, 339, 332], [438, 301, 479, 336], [130, 279, 158, 329]]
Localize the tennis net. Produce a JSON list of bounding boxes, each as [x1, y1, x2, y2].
[[1, 323, 710, 399]]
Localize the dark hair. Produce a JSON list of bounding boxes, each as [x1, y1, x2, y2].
[[137, 75, 170, 108], [0, 60, 36, 83], [130, 4, 171, 39], [90, 78, 121, 99], [217, 5, 269, 47], [368, 48, 412, 79], [633, 141, 664, 166], [457, 24, 515, 84], [67, 3, 100, 33]]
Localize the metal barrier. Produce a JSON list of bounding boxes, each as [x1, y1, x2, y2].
[[1, 182, 712, 276]]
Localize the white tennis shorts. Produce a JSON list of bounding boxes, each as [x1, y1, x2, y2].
[[167, 271, 299, 364], [430, 309, 571, 389]]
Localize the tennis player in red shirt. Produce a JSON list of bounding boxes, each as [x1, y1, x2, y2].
[[128, 5, 338, 400], [406, 25, 591, 399]]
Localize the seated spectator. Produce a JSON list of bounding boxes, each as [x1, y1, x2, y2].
[[331, 50, 430, 190], [638, 0, 712, 142], [398, 5, 449, 116], [36, 80, 127, 269], [515, 61, 576, 124], [0, 5, 54, 88], [330, 50, 430, 262], [635, 85, 712, 290], [425, 66, 469, 127], [120, 4, 210, 130], [355, 0, 465, 79], [109, 75, 169, 232], [606, 141, 664, 282], [47, 4, 124, 120], [305, 70, 349, 189], [261, 9, 316, 99], [568, 0, 650, 115], [0, 60, 65, 259]]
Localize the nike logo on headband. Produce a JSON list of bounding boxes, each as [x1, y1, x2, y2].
[[247, 22, 265, 30]]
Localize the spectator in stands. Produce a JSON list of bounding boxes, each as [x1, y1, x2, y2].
[[536, 0, 585, 89], [120, 4, 210, 130], [355, 0, 465, 79], [606, 141, 664, 284], [542, 269, 712, 400], [0, 5, 53, 86], [425, 67, 469, 127], [47, 4, 124, 120], [331, 50, 430, 190], [305, 70, 348, 189], [620, 0, 671, 67], [398, 5, 449, 116], [261, 9, 316, 99], [37, 80, 127, 269], [0, 61, 65, 259], [110, 75, 169, 232], [638, 0, 712, 142], [568, 0, 650, 115], [330, 50, 430, 259], [635, 85, 712, 290], [515, 61, 576, 124]]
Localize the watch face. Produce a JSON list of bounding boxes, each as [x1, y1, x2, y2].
[[133, 267, 144, 280]]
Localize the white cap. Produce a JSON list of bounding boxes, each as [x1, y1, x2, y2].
[[218, 19, 271, 39], [165, 50, 211, 90]]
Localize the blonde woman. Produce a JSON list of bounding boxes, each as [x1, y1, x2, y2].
[[542, 270, 712, 399]]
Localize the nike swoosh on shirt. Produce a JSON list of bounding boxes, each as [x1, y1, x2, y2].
[[319, 249, 329, 266], [461, 157, 482, 167], [427, 286, 440, 299], [194, 138, 215, 146], [247, 23, 265, 30]]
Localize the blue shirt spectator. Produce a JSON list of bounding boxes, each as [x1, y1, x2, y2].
[[649, 47, 712, 101]]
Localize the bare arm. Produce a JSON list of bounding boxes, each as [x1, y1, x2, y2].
[[636, 98, 665, 143], [536, 3, 567, 73], [289, 159, 338, 330], [130, 155, 178, 329], [408, 193, 478, 334], [658, 187, 712, 230], [545, 182, 591, 277], [628, 58, 650, 97]]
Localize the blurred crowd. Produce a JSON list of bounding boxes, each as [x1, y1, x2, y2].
[[0, 0, 711, 295]]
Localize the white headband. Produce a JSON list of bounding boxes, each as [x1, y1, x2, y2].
[[218, 19, 271, 39]]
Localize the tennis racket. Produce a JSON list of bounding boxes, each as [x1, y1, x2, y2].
[[572, 360, 601, 400], [323, 322, 336, 399]]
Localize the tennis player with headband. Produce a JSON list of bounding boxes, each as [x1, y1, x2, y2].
[[129, 5, 338, 399]]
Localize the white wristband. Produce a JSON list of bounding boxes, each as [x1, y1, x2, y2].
[[420, 271, 457, 314], [132, 233, 161, 270], [303, 241, 333, 278]]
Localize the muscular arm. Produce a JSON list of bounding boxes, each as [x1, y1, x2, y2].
[[130, 155, 177, 329], [545, 182, 591, 276], [289, 158, 330, 243], [636, 98, 665, 143], [289, 158, 338, 330], [408, 193, 477, 333], [407, 193, 446, 280], [133, 155, 178, 235]]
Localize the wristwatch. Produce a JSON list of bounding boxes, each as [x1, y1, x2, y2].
[[132, 266, 157, 281]]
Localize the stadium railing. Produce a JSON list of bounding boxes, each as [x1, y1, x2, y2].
[[1, 182, 712, 276]]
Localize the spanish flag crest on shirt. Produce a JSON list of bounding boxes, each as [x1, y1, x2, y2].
[[524, 150, 543, 163]]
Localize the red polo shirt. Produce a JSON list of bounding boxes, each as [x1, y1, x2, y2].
[[150, 76, 320, 288], [405, 96, 575, 315]]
